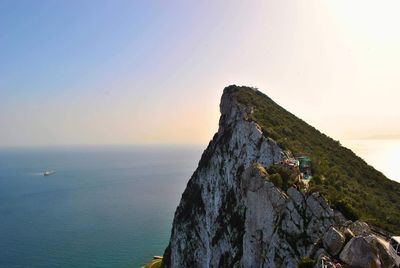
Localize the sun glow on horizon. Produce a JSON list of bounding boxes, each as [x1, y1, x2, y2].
[[0, 0, 399, 146]]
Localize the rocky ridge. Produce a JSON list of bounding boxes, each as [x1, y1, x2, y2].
[[160, 86, 397, 268], [314, 220, 397, 268]]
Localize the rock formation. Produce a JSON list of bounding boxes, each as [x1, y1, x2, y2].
[[322, 227, 345, 256], [161, 87, 334, 267], [160, 86, 398, 268]]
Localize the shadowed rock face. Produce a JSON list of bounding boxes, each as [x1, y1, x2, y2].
[[339, 236, 381, 267], [323, 227, 345, 256], [161, 86, 336, 267]]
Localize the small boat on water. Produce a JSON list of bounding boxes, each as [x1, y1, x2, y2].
[[43, 170, 55, 176]]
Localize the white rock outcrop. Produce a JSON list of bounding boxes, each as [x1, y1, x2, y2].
[[161, 87, 336, 267]]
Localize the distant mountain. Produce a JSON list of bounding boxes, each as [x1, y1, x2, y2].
[[160, 85, 400, 267]]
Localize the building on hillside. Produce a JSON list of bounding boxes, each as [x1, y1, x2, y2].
[[297, 156, 312, 179]]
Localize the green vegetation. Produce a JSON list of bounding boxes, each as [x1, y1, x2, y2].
[[332, 199, 359, 221], [297, 256, 315, 268], [141, 258, 162, 268], [269, 173, 283, 189], [266, 164, 294, 191], [227, 85, 400, 234]]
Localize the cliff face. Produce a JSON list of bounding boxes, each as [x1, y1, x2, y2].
[[162, 86, 336, 267]]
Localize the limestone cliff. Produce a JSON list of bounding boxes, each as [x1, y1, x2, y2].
[[160, 85, 399, 268], [161, 86, 336, 267]]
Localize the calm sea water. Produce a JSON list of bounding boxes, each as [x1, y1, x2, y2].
[[0, 145, 203, 268], [0, 141, 398, 268]]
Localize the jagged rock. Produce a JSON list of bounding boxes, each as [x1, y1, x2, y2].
[[365, 235, 397, 268], [339, 236, 381, 267], [322, 227, 345, 256], [348, 221, 371, 236], [287, 187, 303, 204], [241, 165, 287, 267], [162, 87, 337, 267]]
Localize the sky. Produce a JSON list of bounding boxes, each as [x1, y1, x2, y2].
[[1, 0, 400, 146]]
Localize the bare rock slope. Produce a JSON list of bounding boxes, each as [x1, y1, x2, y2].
[[161, 86, 336, 267], [160, 85, 398, 268]]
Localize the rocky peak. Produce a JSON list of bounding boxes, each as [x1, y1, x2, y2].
[[160, 85, 398, 268], [219, 85, 255, 127]]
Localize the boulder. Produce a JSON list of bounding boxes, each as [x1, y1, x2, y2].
[[323, 227, 345, 256], [365, 235, 397, 268], [348, 221, 371, 236], [339, 236, 381, 268]]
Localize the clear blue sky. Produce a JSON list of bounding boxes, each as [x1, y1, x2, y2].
[[1, 0, 400, 146], [1, 1, 200, 97]]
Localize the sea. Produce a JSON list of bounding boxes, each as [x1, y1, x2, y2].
[[0, 145, 203, 268], [0, 141, 399, 268]]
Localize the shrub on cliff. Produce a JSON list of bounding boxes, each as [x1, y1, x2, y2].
[[228, 85, 400, 234], [266, 164, 293, 191], [332, 199, 359, 221], [297, 256, 314, 268], [269, 173, 283, 189]]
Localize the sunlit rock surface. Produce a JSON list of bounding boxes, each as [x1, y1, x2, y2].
[[161, 87, 335, 267]]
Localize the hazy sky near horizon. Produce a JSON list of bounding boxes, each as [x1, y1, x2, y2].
[[1, 0, 399, 146]]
